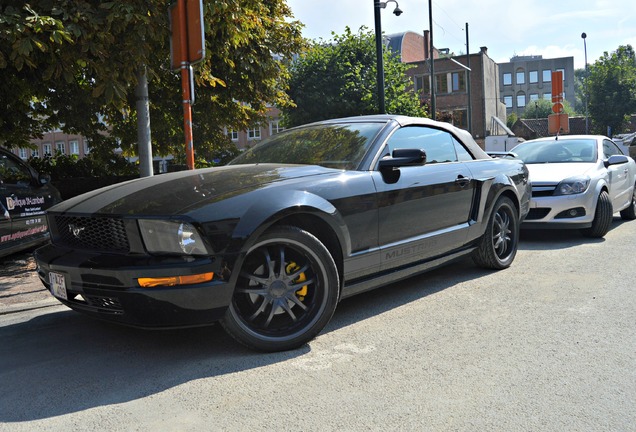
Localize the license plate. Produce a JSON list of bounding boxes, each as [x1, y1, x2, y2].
[[49, 271, 68, 301]]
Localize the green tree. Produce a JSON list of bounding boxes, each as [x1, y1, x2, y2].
[[585, 45, 636, 135], [0, 1, 305, 159], [283, 26, 426, 127], [521, 98, 574, 119], [573, 68, 587, 115], [506, 112, 518, 129]]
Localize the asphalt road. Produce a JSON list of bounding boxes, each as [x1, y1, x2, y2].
[[1, 219, 635, 431]]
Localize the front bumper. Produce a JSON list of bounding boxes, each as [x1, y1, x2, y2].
[[35, 244, 237, 328], [522, 192, 596, 229]]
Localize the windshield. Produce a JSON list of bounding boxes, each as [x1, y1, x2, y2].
[[229, 122, 384, 170], [511, 139, 597, 164]]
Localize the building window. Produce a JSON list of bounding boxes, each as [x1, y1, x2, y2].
[[69, 140, 79, 155], [517, 93, 526, 108], [435, 74, 448, 94], [503, 96, 513, 108], [19, 148, 28, 159], [84, 140, 90, 154], [556, 68, 565, 82], [55, 141, 66, 155], [43, 142, 51, 155], [503, 73, 512, 86], [543, 92, 552, 100], [270, 120, 285, 135], [247, 127, 261, 141], [516, 70, 525, 85], [226, 129, 238, 141], [529, 93, 539, 101], [451, 109, 467, 129], [31, 148, 39, 158], [451, 72, 466, 92], [529, 71, 538, 83], [414, 75, 430, 94], [542, 70, 551, 82]]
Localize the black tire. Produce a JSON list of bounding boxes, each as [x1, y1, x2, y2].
[[472, 196, 519, 270], [221, 226, 339, 352], [581, 191, 613, 238], [619, 183, 636, 220]]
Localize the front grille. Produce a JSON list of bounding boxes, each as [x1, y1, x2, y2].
[[83, 295, 123, 311], [532, 189, 556, 198], [531, 183, 557, 198], [53, 215, 130, 252], [526, 208, 551, 220]]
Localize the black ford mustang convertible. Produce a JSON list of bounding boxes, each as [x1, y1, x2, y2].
[[36, 115, 530, 351]]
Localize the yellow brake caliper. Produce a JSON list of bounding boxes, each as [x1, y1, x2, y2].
[[286, 262, 308, 301]]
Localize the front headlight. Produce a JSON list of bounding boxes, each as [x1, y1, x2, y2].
[[138, 220, 209, 255], [555, 176, 591, 195]]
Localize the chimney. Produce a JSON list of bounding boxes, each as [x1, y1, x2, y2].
[[423, 30, 430, 60], [480, 46, 488, 54]]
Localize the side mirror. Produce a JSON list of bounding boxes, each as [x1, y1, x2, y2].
[[604, 154, 628, 168], [39, 173, 52, 186], [379, 148, 427, 169]]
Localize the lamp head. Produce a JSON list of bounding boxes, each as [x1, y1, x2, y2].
[[581, 32, 587, 39], [393, 6, 403, 16]]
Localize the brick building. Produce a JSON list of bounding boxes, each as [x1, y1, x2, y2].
[[395, 30, 508, 144]]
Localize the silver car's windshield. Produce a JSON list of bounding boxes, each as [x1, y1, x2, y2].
[[512, 139, 597, 164], [228, 122, 384, 170]]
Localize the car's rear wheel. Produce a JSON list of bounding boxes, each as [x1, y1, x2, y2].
[[221, 226, 339, 352], [472, 196, 519, 270], [619, 183, 636, 220], [581, 191, 613, 238]]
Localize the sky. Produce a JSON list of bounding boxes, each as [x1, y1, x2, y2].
[[286, 0, 636, 69]]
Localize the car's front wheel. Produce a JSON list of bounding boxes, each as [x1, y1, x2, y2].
[[472, 196, 519, 270], [581, 191, 613, 238], [619, 182, 636, 220], [221, 226, 339, 352]]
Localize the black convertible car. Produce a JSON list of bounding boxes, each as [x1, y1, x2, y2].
[[35, 115, 530, 351]]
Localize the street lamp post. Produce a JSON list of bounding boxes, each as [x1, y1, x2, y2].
[[373, 0, 402, 114], [582, 32, 589, 134]]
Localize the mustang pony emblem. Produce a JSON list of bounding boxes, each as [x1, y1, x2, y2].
[[68, 224, 85, 239]]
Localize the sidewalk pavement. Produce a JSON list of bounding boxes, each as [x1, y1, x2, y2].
[[0, 252, 60, 315]]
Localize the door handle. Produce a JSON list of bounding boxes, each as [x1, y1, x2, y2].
[[455, 175, 471, 187]]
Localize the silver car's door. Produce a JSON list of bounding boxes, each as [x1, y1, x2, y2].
[[603, 139, 631, 209]]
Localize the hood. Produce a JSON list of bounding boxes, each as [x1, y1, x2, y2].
[[527, 162, 596, 184], [50, 164, 339, 216]]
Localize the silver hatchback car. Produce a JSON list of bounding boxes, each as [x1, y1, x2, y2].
[[510, 135, 636, 238]]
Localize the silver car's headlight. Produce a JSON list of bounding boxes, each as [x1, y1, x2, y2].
[[138, 220, 209, 255], [555, 176, 590, 195]]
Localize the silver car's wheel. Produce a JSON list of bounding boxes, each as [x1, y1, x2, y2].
[[619, 182, 636, 220], [581, 191, 613, 238], [221, 226, 339, 352]]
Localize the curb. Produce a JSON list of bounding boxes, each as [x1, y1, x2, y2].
[[0, 298, 61, 316]]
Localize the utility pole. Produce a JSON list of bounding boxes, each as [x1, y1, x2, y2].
[[465, 23, 472, 134], [428, 0, 435, 119], [136, 66, 153, 177]]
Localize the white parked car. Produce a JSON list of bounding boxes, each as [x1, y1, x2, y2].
[[510, 135, 636, 238]]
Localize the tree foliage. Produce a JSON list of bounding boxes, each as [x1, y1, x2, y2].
[[0, 1, 306, 160], [521, 98, 574, 119], [282, 27, 426, 127], [585, 45, 636, 135]]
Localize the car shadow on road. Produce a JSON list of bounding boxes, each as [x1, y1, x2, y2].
[[0, 256, 488, 422], [519, 215, 627, 250]]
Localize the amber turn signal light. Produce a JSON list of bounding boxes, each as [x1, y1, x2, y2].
[[138, 272, 214, 288]]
